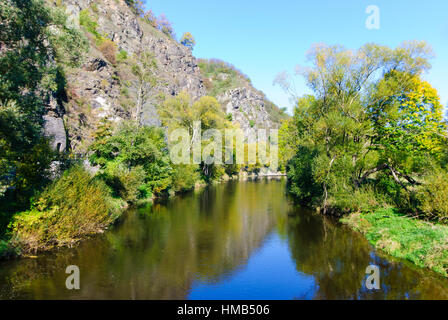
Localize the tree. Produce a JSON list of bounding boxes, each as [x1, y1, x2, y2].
[[159, 93, 232, 180], [279, 41, 446, 214], [143, 9, 158, 28], [180, 32, 196, 50], [89, 121, 173, 197], [0, 0, 88, 219], [278, 118, 299, 170], [125, 0, 145, 16], [131, 51, 157, 126], [368, 71, 447, 174], [159, 92, 228, 142], [157, 14, 176, 39]]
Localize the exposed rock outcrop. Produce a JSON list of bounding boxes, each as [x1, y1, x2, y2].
[[218, 87, 276, 143], [49, 0, 205, 152], [43, 115, 67, 152], [44, 0, 284, 153]]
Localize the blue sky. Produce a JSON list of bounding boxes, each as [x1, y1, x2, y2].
[[143, 0, 448, 114]]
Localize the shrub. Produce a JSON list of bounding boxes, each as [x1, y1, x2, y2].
[[417, 171, 448, 223], [171, 164, 199, 193], [89, 121, 173, 197], [0, 240, 18, 259], [98, 39, 118, 64], [101, 162, 146, 203], [9, 166, 122, 252], [286, 147, 321, 205], [125, 0, 145, 16], [328, 187, 381, 215], [143, 9, 158, 28], [197, 59, 252, 97], [157, 14, 175, 38], [117, 49, 128, 63], [79, 9, 103, 42]]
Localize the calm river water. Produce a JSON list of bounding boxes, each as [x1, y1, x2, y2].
[[0, 178, 447, 299]]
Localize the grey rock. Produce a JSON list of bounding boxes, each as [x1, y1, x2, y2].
[[43, 115, 67, 152], [218, 87, 276, 143], [55, 0, 280, 152]]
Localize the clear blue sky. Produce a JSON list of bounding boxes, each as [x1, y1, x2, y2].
[[143, 0, 448, 114]]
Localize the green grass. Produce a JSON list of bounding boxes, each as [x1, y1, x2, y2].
[[79, 9, 105, 44], [342, 208, 448, 277]]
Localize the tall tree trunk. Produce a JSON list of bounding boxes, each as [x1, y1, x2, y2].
[[323, 155, 337, 215], [136, 82, 143, 126]]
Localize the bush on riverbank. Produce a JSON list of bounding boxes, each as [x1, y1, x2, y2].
[[9, 166, 123, 253], [341, 208, 448, 277], [417, 171, 448, 223], [89, 121, 177, 199]]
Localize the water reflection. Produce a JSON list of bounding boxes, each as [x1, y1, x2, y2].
[[286, 210, 448, 300], [0, 178, 447, 299]]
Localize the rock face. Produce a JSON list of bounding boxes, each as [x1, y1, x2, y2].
[[44, 0, 283, 153], [218, 87, 276, 143], [44, 0, 205, 152], [43, 115, 67, 152]]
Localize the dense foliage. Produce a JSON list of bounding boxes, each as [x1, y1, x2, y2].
[[158, 92, 234, 181], [0, 0, 241, 256], [0, 0, 88, 236], [89, 121, 174, 198], [9, 166, 122, 253], [279, 42, 448, 221]]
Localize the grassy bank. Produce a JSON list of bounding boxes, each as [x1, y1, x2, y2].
[[341, 208, 448, 277]]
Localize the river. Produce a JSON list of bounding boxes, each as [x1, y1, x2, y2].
[[0, 178, 447, 299]]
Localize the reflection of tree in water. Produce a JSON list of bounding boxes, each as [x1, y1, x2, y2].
[[0, 180, 285, 299], [1, 179, 448, 299], [286, 209, 448, 299]]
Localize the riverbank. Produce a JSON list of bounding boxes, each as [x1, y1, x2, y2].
[[341, 208, 448, 277], [0, 172, 286, 261], [2, 179, 447, 299]]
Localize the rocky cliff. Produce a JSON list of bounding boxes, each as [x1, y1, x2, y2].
[[199, 59, 288, 143], [218, 87, 277, 143], [45, 0, 286, 153]]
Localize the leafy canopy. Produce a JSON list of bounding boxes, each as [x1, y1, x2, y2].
[[279, 41, 447, 214]]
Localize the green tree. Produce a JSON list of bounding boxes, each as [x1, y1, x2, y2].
[[90, 121, 173, 197], [279, 41, 446, 214], [0, 0, 88, 229], [180, 32, 196, 50], [131, 51, 157, 126], [159, 93, 232, 180], [159, 92, 228, 143]]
